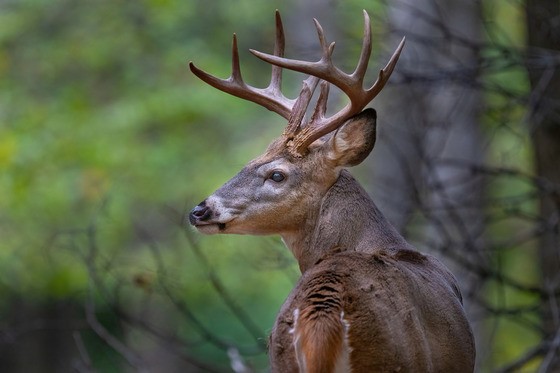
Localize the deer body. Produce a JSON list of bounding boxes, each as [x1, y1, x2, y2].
[[188, 11, 475, 372], [271, 251, 474, 372], [269, 172, 474, 372]]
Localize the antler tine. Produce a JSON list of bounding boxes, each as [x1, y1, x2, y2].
[[312, 17, 336, 58], [267, 15, 331, 139], [284, 75, 320, 138], [365, 36, 406, 99], [310, 81, 330, 124], [189, 13, 296, 120], [352, 10, 372, 82], [268, 10, 285, 94], [231, 33, 243, 82]]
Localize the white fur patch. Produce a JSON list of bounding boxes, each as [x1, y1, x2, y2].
[[290, 309, 352, 373], [290, 308, 307, 372], [289, 308, 299, 335], [205, 195, 236, 223], [335, 311, 352, 373]]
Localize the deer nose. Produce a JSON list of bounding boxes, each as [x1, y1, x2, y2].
[[189, 202, 211, 225]]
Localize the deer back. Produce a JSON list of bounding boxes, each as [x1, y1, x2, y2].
[[270, 249, 474, 372]]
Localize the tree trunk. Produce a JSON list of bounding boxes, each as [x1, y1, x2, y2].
[[525, 1, 560, 369], [0, 299, 81, 372], [371, 0, 485, 367]]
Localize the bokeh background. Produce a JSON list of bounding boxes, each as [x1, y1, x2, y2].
[[1, 0, 559, 372]]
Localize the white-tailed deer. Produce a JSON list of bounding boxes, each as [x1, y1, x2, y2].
[[188, 11, 475, 372]]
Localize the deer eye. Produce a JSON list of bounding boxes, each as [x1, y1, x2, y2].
[[269, 171, 285, 183]]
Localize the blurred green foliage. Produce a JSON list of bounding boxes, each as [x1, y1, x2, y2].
[[0, 0, 280, 295], [0, 0, 547, 371]]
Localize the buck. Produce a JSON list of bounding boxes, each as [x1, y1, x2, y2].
[[188, 11, 475, 372]]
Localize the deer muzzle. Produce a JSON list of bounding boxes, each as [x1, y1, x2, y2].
[[189, 201, 211, 225], [188, 199, 229, 234]]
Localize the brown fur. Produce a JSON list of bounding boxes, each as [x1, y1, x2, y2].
[[268, 167, 475, 372], [292, 273, 346, 373], [271, 246, 474, 372]]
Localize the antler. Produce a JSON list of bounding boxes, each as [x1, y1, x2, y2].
[[189, 11, 296, 119], [190, 10, 405, 156], [252, 10, 405, 154]]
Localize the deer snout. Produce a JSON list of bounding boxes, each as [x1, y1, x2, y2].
[[189, 201, 211, 225]]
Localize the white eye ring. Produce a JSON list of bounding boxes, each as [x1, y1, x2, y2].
[[269, 171, 285, 182]]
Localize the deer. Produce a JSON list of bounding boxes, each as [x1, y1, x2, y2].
[[187, 10, 475, 373]]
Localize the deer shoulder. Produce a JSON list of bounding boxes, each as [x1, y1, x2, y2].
[[270, 250, 472, 373]]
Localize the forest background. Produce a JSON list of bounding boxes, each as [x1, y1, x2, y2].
[[1, 0, 559, 372]]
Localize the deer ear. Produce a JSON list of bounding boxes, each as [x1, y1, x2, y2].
[[325, 108, 377, 167]]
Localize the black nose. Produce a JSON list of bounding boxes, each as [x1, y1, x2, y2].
[[189, 201, 211, 225]]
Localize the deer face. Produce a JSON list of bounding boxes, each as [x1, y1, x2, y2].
[[187, 11, 399, 237], [188, 141, 330, 236], [189, 109, 377, 236]]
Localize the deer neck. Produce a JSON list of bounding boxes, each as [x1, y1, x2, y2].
[[282, 170, 410, 273]]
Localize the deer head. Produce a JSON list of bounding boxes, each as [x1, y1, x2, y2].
[[188, 11, 404, 241]]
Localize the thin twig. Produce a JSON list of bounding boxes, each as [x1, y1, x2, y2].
[[85, 283, 148, 372]]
